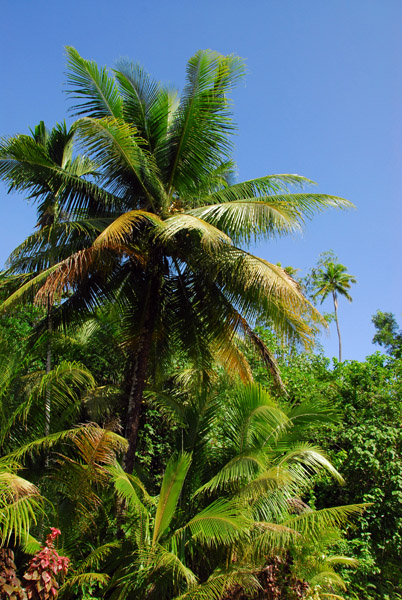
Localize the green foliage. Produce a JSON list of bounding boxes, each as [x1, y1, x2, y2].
[[372, 310, 402, 358], [0, 49, 371, 600], [262, 343, 402, 600]]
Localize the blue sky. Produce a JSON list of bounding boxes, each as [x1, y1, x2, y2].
[[1, 0, 401, 361]]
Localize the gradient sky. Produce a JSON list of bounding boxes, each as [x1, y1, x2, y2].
[[1, 0, 401, 361]]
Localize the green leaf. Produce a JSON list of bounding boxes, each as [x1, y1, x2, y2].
[[152, 452, 192, 543]]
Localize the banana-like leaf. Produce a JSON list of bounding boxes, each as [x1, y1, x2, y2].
[[152, 452, 192, 543], [108, 463, 153, 512]]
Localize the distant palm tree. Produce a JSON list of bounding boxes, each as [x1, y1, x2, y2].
[[313, 262, 356, 362]]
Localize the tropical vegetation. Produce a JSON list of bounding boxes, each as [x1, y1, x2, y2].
[[0, 48, 398, 600]]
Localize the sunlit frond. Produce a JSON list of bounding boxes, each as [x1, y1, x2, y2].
[[285, 504, 367, 541], [93, 209, 163, 249], [173, 567, 260, 600], [276, 443, 344, 484], [166, 50, 245, 193], [66, 46, 122, 119], [0, 468, 43, 544], [152, 452, 192, 543], [157, 213, 232, 251]]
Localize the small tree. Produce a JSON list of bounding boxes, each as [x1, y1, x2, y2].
[[372, 310, 402, 358]]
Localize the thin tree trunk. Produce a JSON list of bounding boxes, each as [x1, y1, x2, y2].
[[333, 291, 342, 362]]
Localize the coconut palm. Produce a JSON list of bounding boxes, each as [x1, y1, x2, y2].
[[0, 48, 353, 471], [312, 262, 356, 362]]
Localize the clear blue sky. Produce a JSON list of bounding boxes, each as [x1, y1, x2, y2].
[[1, 0, 401, 361]]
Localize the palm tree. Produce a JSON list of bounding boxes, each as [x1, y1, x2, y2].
[[1, 120, 98, 433], [312, 262, 356, 362], [0, 48, 353, 471], [95, 383, 365, 599]]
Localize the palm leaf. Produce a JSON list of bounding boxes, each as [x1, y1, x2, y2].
[[152, 452, 192, 543], [157, 213, 232, 251], [114, 59, 162, 145], [74, 116, 165, 210], [284, 504, 368, 541], [173, 567, 260, 600], [66, 46, 122, 118], [194, 451, 267, 496], [181, 498, 251, 546], [75, 541, 121, 574], [276, 442, 344, 485], [93, 209, 163, 249], [109, 463, 153, 511], [60, 572, 110, 594], [166, 50, 245, 194], [0, 468, 43, 544], [3, 423, 127, 462]]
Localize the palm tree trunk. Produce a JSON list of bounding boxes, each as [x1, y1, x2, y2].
[[124, 328, 154, 473], [45, 296, 52, 435], [124, 270, 161, 473], [333, 291, 342, 362]]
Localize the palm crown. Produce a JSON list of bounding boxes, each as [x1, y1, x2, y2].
[[312, 261, 357, 362], [0, 48, 353, 470]]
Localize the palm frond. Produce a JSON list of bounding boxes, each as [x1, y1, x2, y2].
[[60, 572, 110, 594], [0, 263, 59, 310], [114, 59, 162, 144], [173, 567, 260, 600], [309, 570, 347, 590], [166, 50, 245, 193], [0, 468, 43, 544], [181, 498, 251, 546], [284, 504, 368, 541], [109, 463, 153, 511], [276, 443, 344, 485], [325, 556, 359, 567], [152, 452, 192, 543], [66, 46, 122, 118], [3, 423, 127, 462], [195, 452, 267, 496], [75, 542, 121, 574], [74, 116, 165, 209], [93, 209, 163, 249], [157, 213, 232, 251], [250, 521, 300, 557]]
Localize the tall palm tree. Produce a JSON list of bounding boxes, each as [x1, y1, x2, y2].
[[312, 262, 356, 362], [0, 48, 353, 471]]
